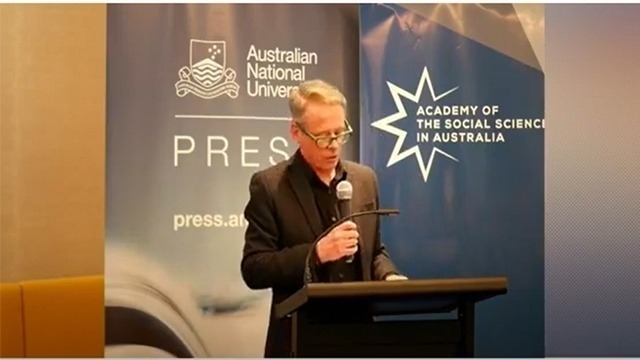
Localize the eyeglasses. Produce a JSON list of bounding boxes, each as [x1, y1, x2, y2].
[[295, 120, 353, 149]]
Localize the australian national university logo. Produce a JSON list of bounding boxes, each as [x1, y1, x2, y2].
[[175, 39, 240, 99]]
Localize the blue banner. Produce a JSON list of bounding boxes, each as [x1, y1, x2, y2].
[[105, 4, 359, 357], [360, 4, 544, 356]]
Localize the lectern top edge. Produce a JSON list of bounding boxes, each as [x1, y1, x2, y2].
[[305, 276, 507, 297], [274, 276, 508, 319]]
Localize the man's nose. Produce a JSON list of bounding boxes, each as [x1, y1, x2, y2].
[[327, 139, 340, 150]]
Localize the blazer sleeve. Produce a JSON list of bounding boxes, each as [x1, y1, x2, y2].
[[369, 168, 402, 280], [240, 171, 313, 290]]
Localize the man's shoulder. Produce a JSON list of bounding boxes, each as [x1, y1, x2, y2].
[[342, 159, 376, 179], [250, 158, 291, 185], [250, 157, 377, 185]]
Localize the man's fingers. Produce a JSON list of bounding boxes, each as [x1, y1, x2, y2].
[[345, 239, 358, 248], [344, 245, 358, 256], [336, 220, 357, 231], [334, 229, 359, 240]]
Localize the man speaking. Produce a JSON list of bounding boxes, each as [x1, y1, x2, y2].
[[241, 79, 406, 358]]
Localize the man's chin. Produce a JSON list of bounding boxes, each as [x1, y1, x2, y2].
[[324, 158, 339, 169]]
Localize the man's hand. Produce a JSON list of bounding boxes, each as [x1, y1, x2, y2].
[[385, 274, 409, 281], [315, 221, 359, 264]]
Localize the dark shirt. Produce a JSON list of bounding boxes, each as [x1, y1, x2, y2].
[[293, 151, 363, 283]]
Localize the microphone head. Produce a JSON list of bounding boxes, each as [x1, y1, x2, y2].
[[336, 180, 353, 200]]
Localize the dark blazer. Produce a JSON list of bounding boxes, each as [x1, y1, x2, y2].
[[241, 153, 399, 358]]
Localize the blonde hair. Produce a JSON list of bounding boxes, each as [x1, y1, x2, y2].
[[288, 79, 347, 122]]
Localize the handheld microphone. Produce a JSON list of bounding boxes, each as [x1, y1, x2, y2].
[[303, 208, 399, 284], [335, 180, 354, 263]]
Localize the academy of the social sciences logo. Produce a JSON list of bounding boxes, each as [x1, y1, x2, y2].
[[371, 66, 459, 184], [175, 39, 240, 99]]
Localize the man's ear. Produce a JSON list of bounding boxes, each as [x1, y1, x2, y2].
[[289, 120, 300, 141]]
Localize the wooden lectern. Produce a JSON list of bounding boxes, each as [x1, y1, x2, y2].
[[275, 277, 507, 357]]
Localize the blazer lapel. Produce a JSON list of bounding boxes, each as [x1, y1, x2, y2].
[[287, 163, 323, 240]]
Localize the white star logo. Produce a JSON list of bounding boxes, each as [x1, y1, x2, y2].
[[371, 66, 460, 183]]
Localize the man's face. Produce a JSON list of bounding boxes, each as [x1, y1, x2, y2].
[[290, 101, 349, 174]]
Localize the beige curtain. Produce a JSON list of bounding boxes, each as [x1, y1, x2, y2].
[[1, 4, 106, 282]]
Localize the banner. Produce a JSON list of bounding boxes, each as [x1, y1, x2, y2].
[[105, 4, 359, 357], [360, 4, 544, 357]]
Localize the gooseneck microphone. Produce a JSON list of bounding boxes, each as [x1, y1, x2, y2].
[[335, 180, 354, 263], [303, 208, 399, 285]]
